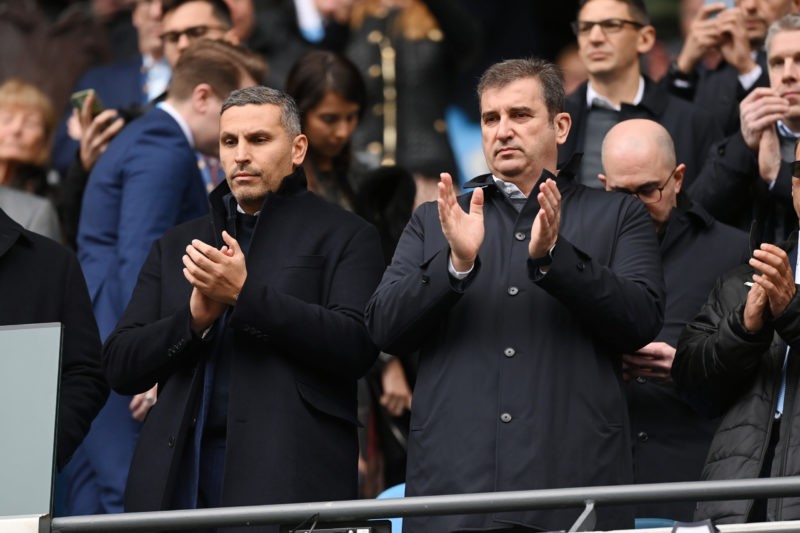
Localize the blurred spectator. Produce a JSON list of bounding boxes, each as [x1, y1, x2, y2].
[[689, 13, 800, 243], [244, 0, 350, 90], [555, 42, 587, 95], [285, 49, 366, 209], [0, 0, 110, 118], [559, 0, 722, 189], [345, 0, 481, 204], [0, 79, 62, 241], [599, 118, 749, 522], [54, 0, 168, 247], [665, 0, 799, 136], [160, 0, 239, 69]]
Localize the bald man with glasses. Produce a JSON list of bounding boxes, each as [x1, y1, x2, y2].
[[600, 118, 749, 522]]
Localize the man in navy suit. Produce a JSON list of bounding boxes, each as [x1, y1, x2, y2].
[[66, 40, 262, 516]]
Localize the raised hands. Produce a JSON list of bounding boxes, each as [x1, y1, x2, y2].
[[438, 172, 484, 272], [183, 231, 248, 333], [740, 87, 790, 181], [68, 91, 125, 171], [529, 178, 560, 261], [744, 243, 796, 332]]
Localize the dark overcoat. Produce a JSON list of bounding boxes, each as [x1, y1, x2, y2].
[[0, 208, 108, 469], [366, 167, 666, 532], [102, 171, 385, 530], [627, 196, 749, 521]]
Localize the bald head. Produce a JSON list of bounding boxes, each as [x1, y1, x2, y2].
[[599, 119, 684, 234]]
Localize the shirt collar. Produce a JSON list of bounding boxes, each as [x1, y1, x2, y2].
[[156, 101, 194, 149], [585, 76, 645, 111], [492, 175, 528, 199]]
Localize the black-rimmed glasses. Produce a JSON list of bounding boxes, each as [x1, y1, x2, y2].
[[614, 166, 678, 204], [793, 160, 799, 179], [571, 18, 645, 36], [160, 25, 228, 44]]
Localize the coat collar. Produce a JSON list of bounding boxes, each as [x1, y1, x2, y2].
[[207, 167, 308, 245], [0, 207, 27, 259], [462, 154, 581, 192]]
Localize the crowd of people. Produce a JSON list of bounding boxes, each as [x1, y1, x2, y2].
[[1, 0, 800, 532]]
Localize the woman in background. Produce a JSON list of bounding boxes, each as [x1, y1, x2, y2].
[[285, 49, 367, 210], [0, 79, 61, 241]]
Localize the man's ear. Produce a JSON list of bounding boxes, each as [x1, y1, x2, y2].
[[292, 133, 308, 168], [598, 173, 608, 190], [673, 163, 686, 195], [636, 25, 656, 55], [192, 83, 215, 112], [554, 112, 571, 145]]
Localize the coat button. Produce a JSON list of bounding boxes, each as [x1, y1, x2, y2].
[[168, 436, 176, 448], [576, 262, 585, 271], [637, 431, 648, 442], [514, 232, 526, 241], [421, 274, 430, 284], [500, 413, 512, 423], [507, 286, 519, 296], [636, 376, 647, 384], [504, 347, 516, 357]]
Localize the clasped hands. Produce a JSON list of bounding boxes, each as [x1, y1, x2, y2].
[[183, 230, 247, 334], [437, 172, 560, 273], [743, 243, 796, 333]]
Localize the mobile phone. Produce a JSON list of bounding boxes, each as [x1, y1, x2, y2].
[[70, 89, 105, 118]]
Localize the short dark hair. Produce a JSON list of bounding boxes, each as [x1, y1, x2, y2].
[[162, 0, 232, 27], [577, 0, 650, 24], [222, 86, 302, 138], [169, 40, 264, 102], [477, 58, 565, 121]]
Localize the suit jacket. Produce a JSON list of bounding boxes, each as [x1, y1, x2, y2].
[[664, 52, 770, 137], [560, 78, 722, 189], [77, 106, 208, 340], [627, 195, 749, 521], [0, 185, 61, 242], [366, 163, 665, 532], [688, 128, 797, 244], [103, 170, 385, 530], [0, 207, 108, 469]]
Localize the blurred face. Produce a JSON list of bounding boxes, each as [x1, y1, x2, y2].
[[222, 0, 255, 40], [133, 0, 163, 58], [220, 103, 308, 214], [0, 106, 47, 164], [736, 0, 798, 45], [480, 77, 570, 190], [304, 91, 360, 164], [576, 0, 653, 80], [767, 29, 800, 131], [161, 1, 233, 67]]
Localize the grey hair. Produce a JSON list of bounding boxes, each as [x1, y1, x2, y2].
[[221, 86, 302, 138], [766, 14, 800, 53]]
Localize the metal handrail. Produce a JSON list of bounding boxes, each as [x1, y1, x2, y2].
[[49, 476, 800, 532]]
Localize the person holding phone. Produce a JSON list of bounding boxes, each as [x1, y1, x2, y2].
[[666, 0, 799, 136]]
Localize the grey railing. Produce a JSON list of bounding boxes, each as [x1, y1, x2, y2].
[[49, 476, 800, 532]]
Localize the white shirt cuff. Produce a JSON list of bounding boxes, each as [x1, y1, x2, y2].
[[448, 257, 474, 280]]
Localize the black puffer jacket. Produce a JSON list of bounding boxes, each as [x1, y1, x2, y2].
[[674, 241, 800, 523]]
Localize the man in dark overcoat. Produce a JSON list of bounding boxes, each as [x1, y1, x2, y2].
[[599, 118, 749, 521], [365, 58, 665, 533], [0, 207, 108, 470], [102, 86, 385, 528]]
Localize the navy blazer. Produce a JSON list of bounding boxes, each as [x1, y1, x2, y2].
[[77, 106, 208, 340]]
